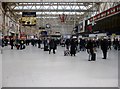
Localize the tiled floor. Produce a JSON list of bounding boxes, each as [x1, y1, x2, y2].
[[2, 45, 118, 87]]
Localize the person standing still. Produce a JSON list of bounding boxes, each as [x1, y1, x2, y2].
[[101, 38, 109, 59], [70, 38, 77, 56]]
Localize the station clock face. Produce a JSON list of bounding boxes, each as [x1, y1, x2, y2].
[[46, 24, 51, 28]]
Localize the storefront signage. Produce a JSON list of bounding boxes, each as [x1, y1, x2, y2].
[[89, 4, 120, 22]]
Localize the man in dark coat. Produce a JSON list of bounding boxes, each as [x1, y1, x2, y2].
[[2, 38, 5, 47], [79, 38, 86, 51], [15, 38, 20, 50], [70, 38, 77, 56], [101, 38, 109, 59], [43, 38, 49, 51], [38, 38, 42, 48], [10, 38, 14, 49], [86, 39, 94, 61], [65, 39, 70, 50], [4, 38, 8, 46], [114, 39, 119, 50], [108, 39, 112, 50], [49, 39, 57, 54], [31, 39, 35, 46], [26, 39, 30, 46]]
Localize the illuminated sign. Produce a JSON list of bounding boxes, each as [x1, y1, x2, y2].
[[21, 12, 36, 26]]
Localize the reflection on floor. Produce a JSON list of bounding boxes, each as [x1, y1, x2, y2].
[[2, 45, 118, 87]]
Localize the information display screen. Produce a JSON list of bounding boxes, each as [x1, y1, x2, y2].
[[21, 12, 36, 26]]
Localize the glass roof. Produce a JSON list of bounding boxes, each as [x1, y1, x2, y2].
[[9, 2, 96, 17]]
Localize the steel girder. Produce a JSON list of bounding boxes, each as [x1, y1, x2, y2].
[[13, 9, 97, 12], [7, 2, 97, 12], [2, 0, 120, 2]]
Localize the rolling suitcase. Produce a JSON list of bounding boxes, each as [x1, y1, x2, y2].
[[16, 45, 20, 50], [23, 45, 26, 49], [64, 50, 70, 56], [44, 46, 49, 51]]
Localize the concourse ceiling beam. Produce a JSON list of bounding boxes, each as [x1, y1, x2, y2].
[[2, 0, 120, 3], [13, 9, 97, 12], [7, 2, 93, 6], [17, 14, 84, 17]]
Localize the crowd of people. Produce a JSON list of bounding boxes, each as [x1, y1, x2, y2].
[[2, 36, 120, 61]]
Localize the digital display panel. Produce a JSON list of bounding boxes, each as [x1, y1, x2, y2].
[[21, 12, 36, 26]]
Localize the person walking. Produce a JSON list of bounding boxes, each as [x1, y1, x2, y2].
[[108, 39, 112, 50], [70, 38, 77, 56], [15, 38, 20, 50], [49, 39, 57, 54], [10, 38, 14, 49], [38, 38, 42, 48], [43, 38, 49, 51], [86, 39, 95, 61], [31, 38, 35, 46], [26, 39, 29, 46], [65, 39, 70, 50]]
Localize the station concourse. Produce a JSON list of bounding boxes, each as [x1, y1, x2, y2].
[[0, 0, 120, 88]]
